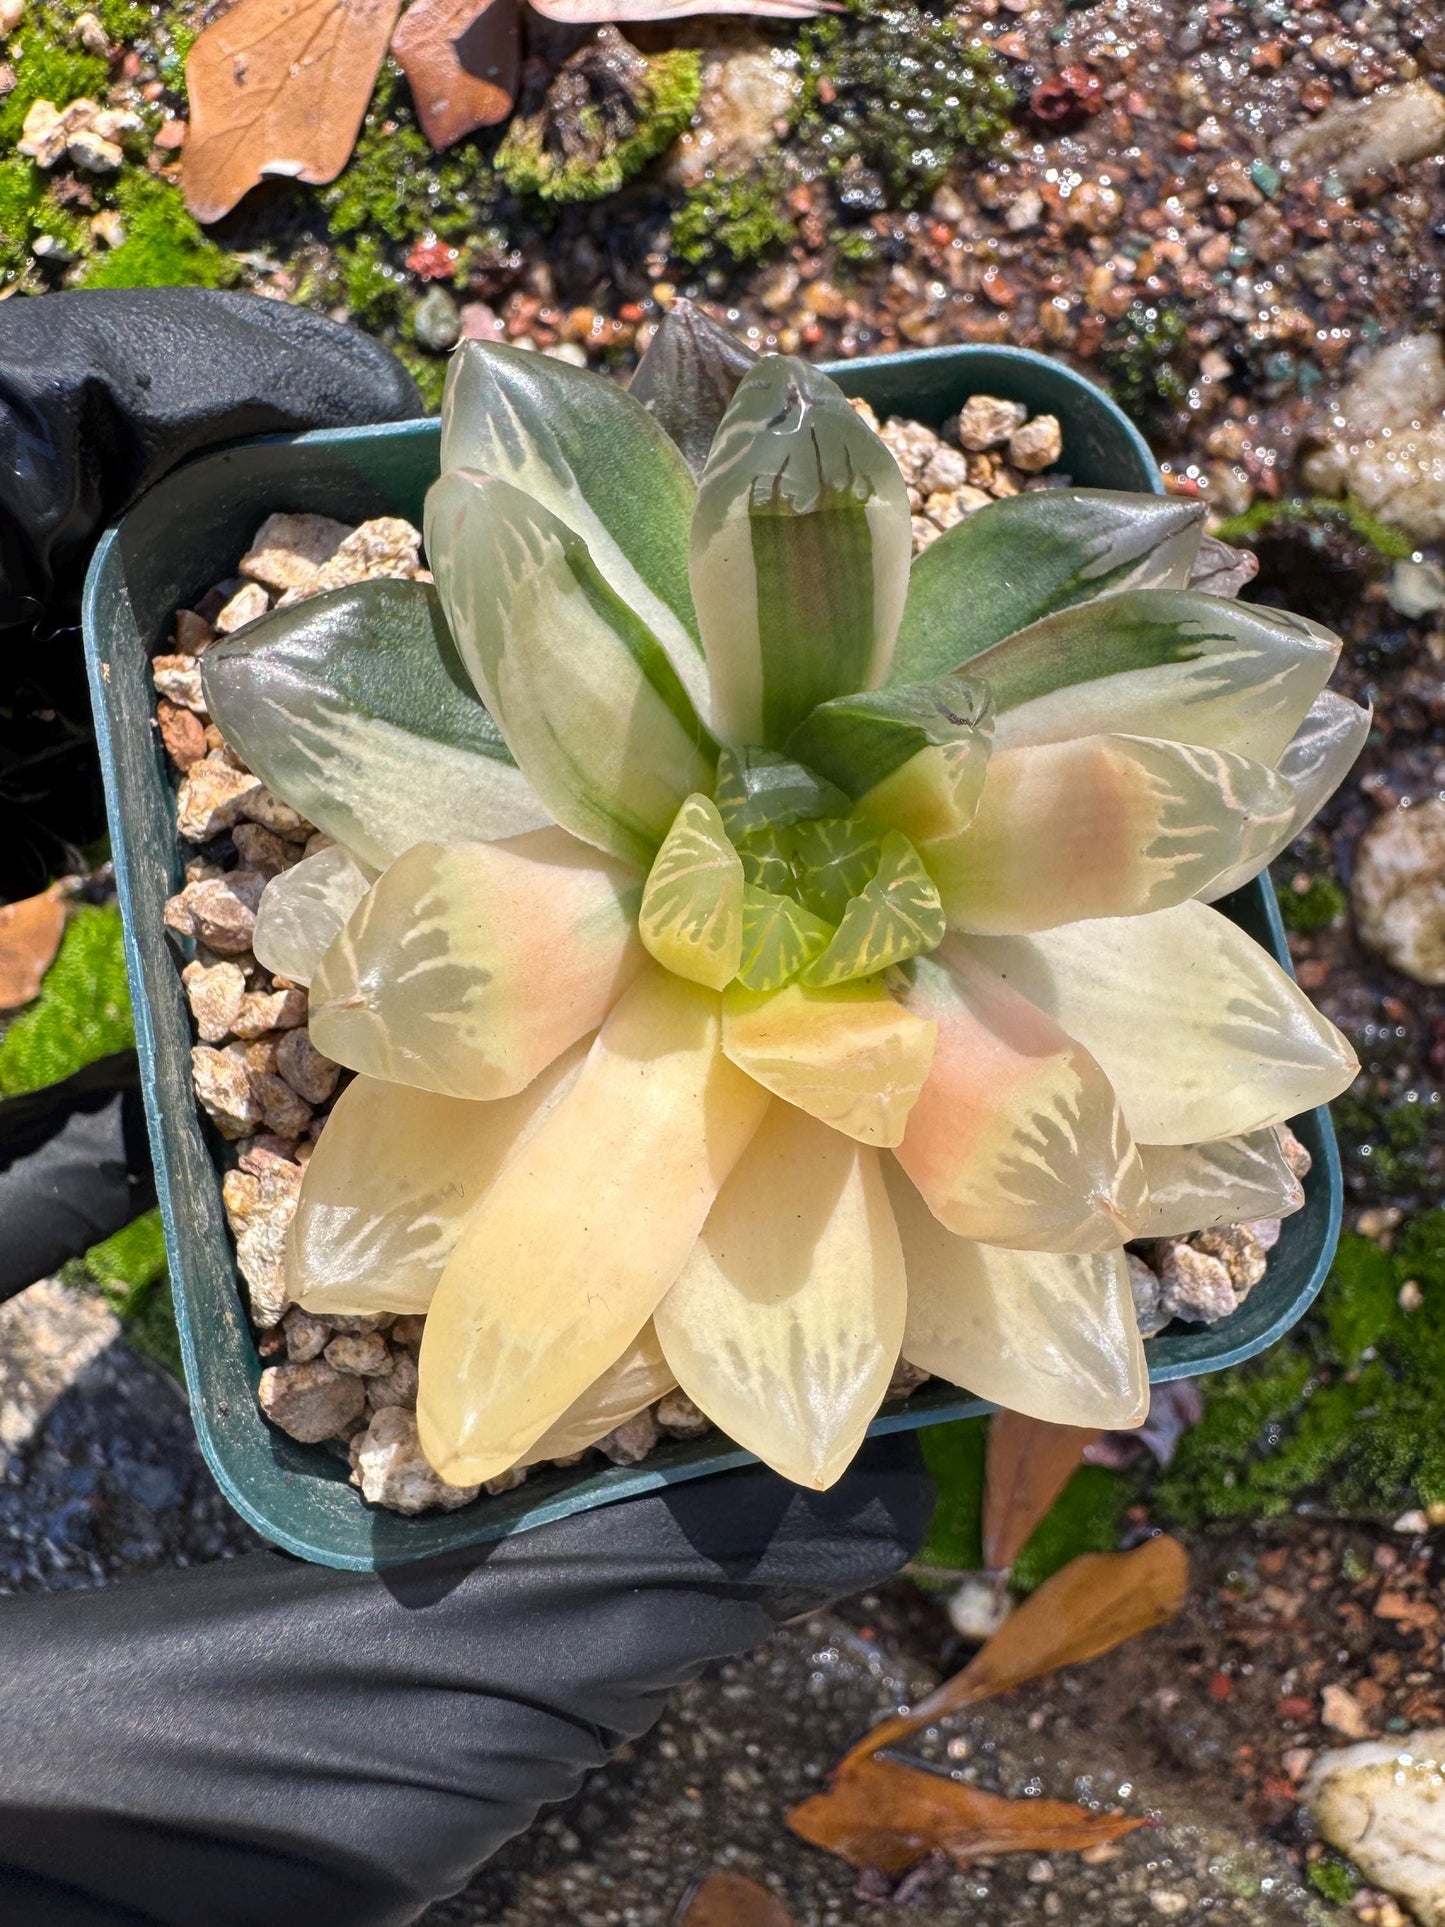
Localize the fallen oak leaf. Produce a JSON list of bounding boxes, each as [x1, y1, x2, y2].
[[676, 1868, 795, 1925], [983, 1410, 1101, 1573], [837, 1536, 1188, 1774], [183, 0, 404, 222], [0, 886, 67, 1012], [392, 0, 520, 150], [787, 1752, 1144, 1876]]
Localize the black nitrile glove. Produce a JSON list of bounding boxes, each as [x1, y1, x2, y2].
[[0, 290, 935, 1927], [0, 1437, 930, 1927], [0, 290, 422, 1291]]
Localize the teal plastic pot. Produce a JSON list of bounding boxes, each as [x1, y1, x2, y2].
[[81, 344, 1342, 1570]]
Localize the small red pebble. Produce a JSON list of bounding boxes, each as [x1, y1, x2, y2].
[[1252, 39, 1285, 71], [928, 221, 952, 245], [981, 266, 1016, 307], [1208, 1671, 1233, 1702], [405, 238, 459, 282], [1175, 130, 1199, 153], [1277, 1696, 1314, 1722], [153, 118, 187, 150], [1029, 63, 1105, 127], [618, 302, 645, 324]]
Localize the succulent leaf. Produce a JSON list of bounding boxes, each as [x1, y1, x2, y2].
[[895, 943, 1148, 1253], [416, 966, 769, 1484], [963, 901, 1359, 1144], [712, 744, 849, 842], [627, 297, 758, 479], [926, 734, 1295, 934], [252, 844, 373, 987], [736, 827, 797, 895], [689, 356, 912, 746], [721, 978, 936, 1147], [639, 793, 746, 990], [801, 831, 945, 987], [655, 1105, 906, 1490], [893, 489, 1206, 686], [286, 1046, 588, 1317], [426, 469, 716, 869], [309, 830, 645, 1100], [736, 884, 833, 992], [790, 816, 883, 923], [1134, 1130, 1304, 1238], [788, 676, 994, 843], [1201, 690, 1372, 902], [201, 580, 550, 869], [888, 1162, 1149, 1430], [515, 1324, 677, 1468], [973, 589, 1341, 765], [440, 339, 705, 705]]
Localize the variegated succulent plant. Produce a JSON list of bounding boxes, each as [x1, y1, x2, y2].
[[202, 309, 1365, 1493]]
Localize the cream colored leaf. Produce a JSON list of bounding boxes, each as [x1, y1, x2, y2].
[[416, 967, 768, 1484], [656, 1106, 906, 1489], [515, 1324, 677, 1466], [887, 1162, 1148, 1430], [963, 902, 1358, 1143], [251, 844, 374, 987], [895, 943, 1146, 1253], [722, 979, 937, 1148], [1134, 1130, 1305, 1238], [309, 830, 644, 1099], [286, 1045, 587, 1316], [927, 735, 1293, 934]]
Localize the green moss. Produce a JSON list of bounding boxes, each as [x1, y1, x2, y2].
[[498, 47, 700, 204], [64, 1208, 183, 1379], [0, 904, 132, 1097], [672, 166, 792, 270], [1011, 1466, 1127, 1591], [157, 18, 195, 99], [393, 341, 448, 414], [1154, 1215, 1445, 1527], [0, 157, 44, 278], [0, 25, 109, 143], [94, 0, 152, 42], [1276, 873, 1347, 934], [337, 234, 407, 330], [796, 0, 1013, 208], [1307, 1854, 1362, 1905], [1099, 299, 1191, 430], [1334, 1082, 1439, 1202], [833, 225, 881, 268], [914, 1415, 986, 1574], [324, 63, 498, 245], [1214, 495, 1415, 563], [82, 173, 234, 288]]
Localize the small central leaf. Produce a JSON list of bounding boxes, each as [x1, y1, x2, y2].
[[803, 831, 946, 988], [791, 817, 883, 924], [737, 827, 796, 896], [713, 744, 850, 842], [736, 883, 834, 992], [639, 792, 745, 989]]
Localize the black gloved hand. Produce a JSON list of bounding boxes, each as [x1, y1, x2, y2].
[[0, 289, 935, 1927], [0, 290, 421, 1296]]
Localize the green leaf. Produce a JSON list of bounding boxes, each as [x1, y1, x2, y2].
[[892, 489, 1206, 686], [440, 340, 705, 709], [689, 355, 913, 747], [736, 883, 833, 992], [639, 793, 745, 990], [736, 827, 796, 895], [801, 831, 945, 986], [426, 470, 716, 870], [712, 744, 849, 842], [627, 298, 757, 479], [791, 816, 884, 923], [201, 581, 549, 870], [969, 589, 1341, 765], [787, 675, 993, 841]]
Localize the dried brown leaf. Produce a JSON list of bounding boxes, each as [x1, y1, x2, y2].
[[183, 0, 403, 223], [392, 0, 519, 150], [0, 887, 66, 1011], [531, 0, 824, 20], [983, 1411, 1102, 1573], [838, 1536, 1188, 1773], [677, 1869, 795, 1927], [787, 1753, 1144, 1876]]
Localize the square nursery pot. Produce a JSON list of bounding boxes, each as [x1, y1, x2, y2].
[[82, 343, 1343, 1570]]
